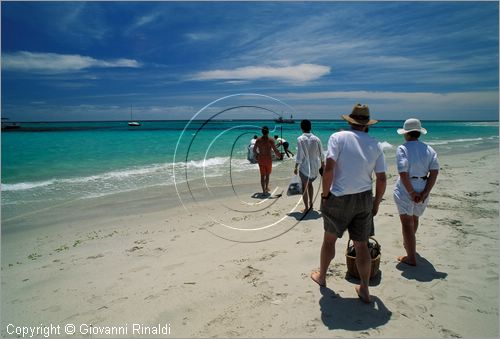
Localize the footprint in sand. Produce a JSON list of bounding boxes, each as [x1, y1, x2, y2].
[[42, 305, 61, 312], [144, 294, 159, 301], [129, 265, 149, 273], [87, 295, 103, 304], [126, 246, 143, 252], [296, 240, 313, 244], [438, 218, 463, 227], [232, 258, 249, 265], [237, 265, 263, 286], [87, 253, 104, 259], [305, 319, 319, 333], [457, 295, 473, 302], [270, 292, 288, 305], [439, 327, 461, 338], [110, 296, 129, 305], [259, 250, 286, 261]]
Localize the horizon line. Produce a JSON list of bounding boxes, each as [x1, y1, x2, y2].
[[3, 118, 500, 124]]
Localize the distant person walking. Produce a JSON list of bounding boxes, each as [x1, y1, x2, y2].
[[294, 119, 324, 213], [247, 135, 258, 163], [254, 126, 283, 194], [394, 119, 439, 266], [274, 135, 294, 158], [311, 103, 387, 303]]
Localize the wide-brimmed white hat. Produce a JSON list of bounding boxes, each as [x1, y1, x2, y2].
[[397, 118, 427, 135]]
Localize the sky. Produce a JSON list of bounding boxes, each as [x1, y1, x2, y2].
[[1, 1, 499, 121]]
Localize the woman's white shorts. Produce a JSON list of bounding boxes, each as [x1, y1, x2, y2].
[[393, 187, 429, 217]]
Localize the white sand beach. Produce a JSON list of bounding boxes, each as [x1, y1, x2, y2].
[[1, 147, 499, 338]]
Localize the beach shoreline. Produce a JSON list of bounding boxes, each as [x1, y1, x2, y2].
[[1, 146, 499, 337]]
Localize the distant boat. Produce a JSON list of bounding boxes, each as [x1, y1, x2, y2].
[[274, 114, 295, 124], [128, 105, 141, 127], [1, 118, 21, 130]]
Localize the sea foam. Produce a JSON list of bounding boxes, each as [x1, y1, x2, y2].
[[2, 180, 55, 192], [380, 141, 393, 150], [2, 156, 256, 194], [427, 137, 483, 146]]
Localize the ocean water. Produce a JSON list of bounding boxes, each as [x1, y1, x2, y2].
[[1, 120, 498, 219]]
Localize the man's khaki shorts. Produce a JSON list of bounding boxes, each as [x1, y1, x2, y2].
[[320, 190, 373, 241]]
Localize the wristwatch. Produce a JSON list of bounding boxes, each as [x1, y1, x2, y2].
[[321, 192, 332, 200]]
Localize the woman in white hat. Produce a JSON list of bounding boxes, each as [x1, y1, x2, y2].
[[393, 118, 439, 266]]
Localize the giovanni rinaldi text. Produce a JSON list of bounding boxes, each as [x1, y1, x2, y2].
[[6, 323, 172, 337]]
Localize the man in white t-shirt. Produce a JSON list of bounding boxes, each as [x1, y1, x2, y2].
[[311, 103, 387, 304], [294, 119, 324, 213]]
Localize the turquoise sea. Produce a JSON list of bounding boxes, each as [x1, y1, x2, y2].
[[1, 120, 498, 220]]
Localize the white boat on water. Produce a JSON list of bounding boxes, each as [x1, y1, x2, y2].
[[128, 105, 141, 127], [274, 114, 294, 124]]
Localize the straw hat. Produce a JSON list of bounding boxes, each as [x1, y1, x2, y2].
[[341, 103, 378, 126], [397, 118, 427, 135]]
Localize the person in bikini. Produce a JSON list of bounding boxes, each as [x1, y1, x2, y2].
[[254, 126, 283, 194]]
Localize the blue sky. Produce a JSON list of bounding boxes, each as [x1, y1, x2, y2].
[[2, 1, 499, 121]]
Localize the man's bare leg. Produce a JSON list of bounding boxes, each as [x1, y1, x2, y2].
[[308, 181, 314, 210], [300, 177, 309, 212], [311, 231, 337, 287], [260, 175, 266, 194], [398, 214, 417, 266], [353, 240, 371, 303], [265, 175, 270, 192]]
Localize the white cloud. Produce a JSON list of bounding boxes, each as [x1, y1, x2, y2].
[[222, 80, 250, 85], [275, 90, 499, 120], [276, 90, 499, 105], [217, 7, 497, 88], [3, 103, 198, 122], [185, 32, 216, 41], [3, 51, 141, 73], [128, 12, 163, 33], [135, 13, 161, 28], [191, 63, 330, 83]]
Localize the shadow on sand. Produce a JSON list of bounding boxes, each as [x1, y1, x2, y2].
[[396, 253, 448, 282], [287, 209, 322, 221], [318, 286, 392, 331], [250, 192, 282, 200], [344, 270, 383, 287]]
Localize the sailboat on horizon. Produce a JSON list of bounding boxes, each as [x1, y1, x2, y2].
[[128, 105, 141, 127], [274, 113, 294, 124]]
